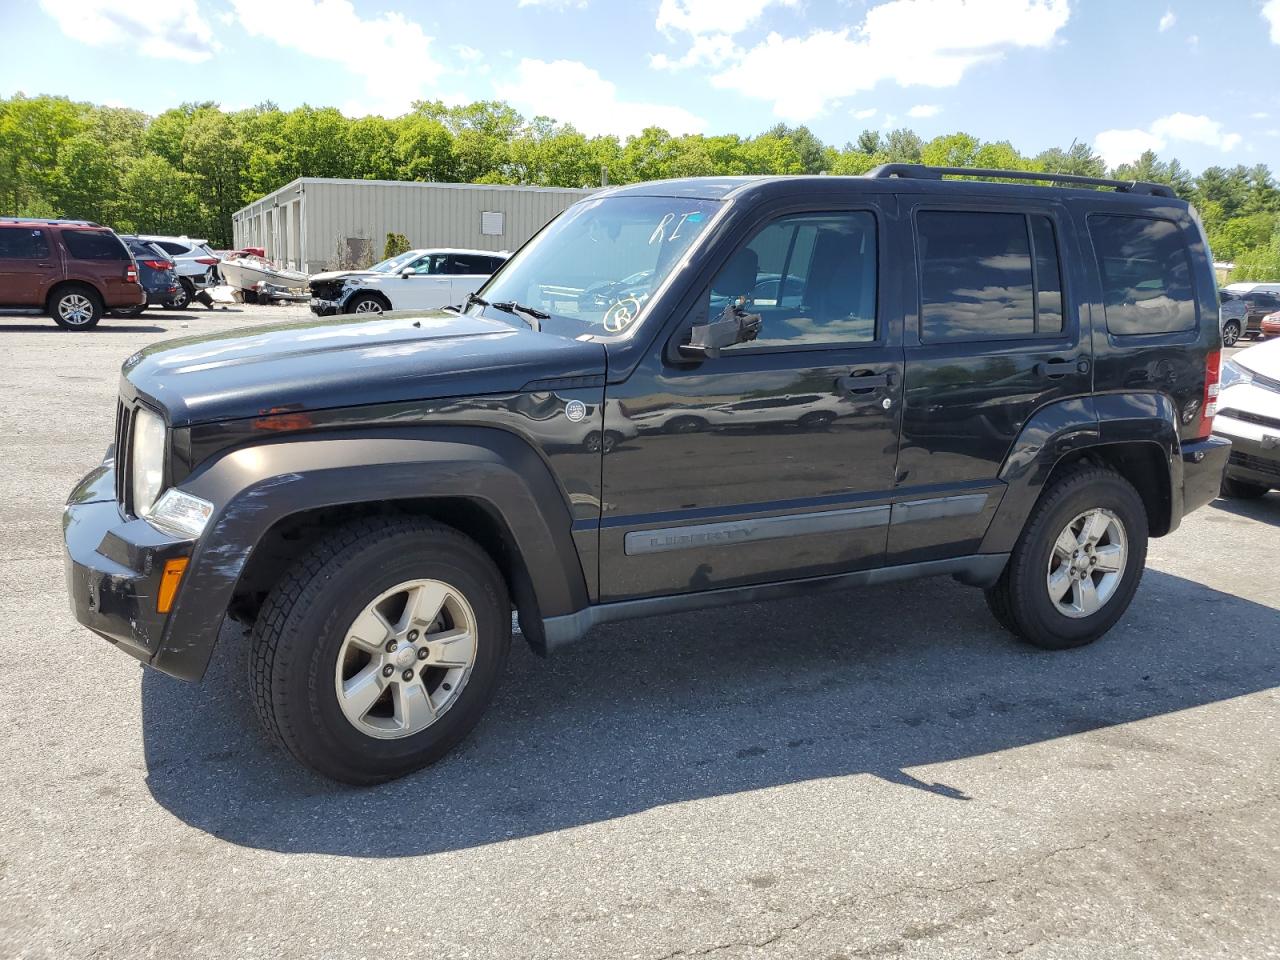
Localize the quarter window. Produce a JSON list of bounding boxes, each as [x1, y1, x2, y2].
[[1089, 215, 1196, 336], [0, 227, 50, 259], [62, 230, 129, 261], [711, 211, 878, 349], [917, 211, 1064, 341]]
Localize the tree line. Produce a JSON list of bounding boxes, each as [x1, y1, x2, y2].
[[2, 93, 1278, 280]]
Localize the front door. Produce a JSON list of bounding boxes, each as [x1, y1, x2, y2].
[[894, 201, 1091, 563], [599, 207, 904, 602], [0, 225, 55, 306], [391, 252, 453, 309]]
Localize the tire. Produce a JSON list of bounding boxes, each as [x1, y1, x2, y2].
[[166, 282, 190, 310], [799, 411, 836, 430], [112, 304, 147, 318], [1222, 320, 1242, 347], [984, 465, 1148, 650], [249, 518, 511, 784], [346, 293, 387, 315], [49, 286, 103, 330], [1220, 476, 1271, 499]]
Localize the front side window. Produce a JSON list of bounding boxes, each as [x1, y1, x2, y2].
[[473, 195, 722, 336], [0, 227, 50, 259], [1089, 215, 1195, 336], [62, 230, 129, 261], [405, 254, 447, 276], [709, 211, 878, 349], [918, 211, 1064, 341]]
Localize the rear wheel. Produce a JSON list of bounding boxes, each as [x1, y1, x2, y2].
[[49, 287, 102, 330], [166, 282, 190, 310], [985, 466, 1148, 650], [1222, 320, 1242, 347], [249, 518, 510, 784], [1221, 476, 1271, 499]]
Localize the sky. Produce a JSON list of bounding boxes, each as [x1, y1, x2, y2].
[[2, 0, 1279, 172]]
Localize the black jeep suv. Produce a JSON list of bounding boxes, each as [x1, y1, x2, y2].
[[64, 166, 1229, 784]]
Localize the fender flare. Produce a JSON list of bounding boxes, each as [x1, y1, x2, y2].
[[979, 393, 1182, 555], [151, 426, 589, 681]]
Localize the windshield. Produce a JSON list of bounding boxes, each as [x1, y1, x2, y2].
[[369, 250, 422, 273], [472, 195, 722, 336]]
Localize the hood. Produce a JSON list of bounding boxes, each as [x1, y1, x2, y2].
[[309, 269, 379, 284], [121, 310, 606, 427], [1233, 337, 1280, 379]]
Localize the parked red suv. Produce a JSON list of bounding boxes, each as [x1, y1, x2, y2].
[[0, 219, 145, 329]]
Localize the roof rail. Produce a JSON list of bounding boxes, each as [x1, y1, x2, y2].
[[0, 217, 103, 226], [865, 164, 1177, 199]]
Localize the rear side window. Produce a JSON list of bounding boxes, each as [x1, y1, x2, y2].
[[917, 211, 1064, 341], [448, 254, 495, 274], [154, 241, 190, 256], [62, 230, 129, 261], [1088, 215, 1195, 336], [0, 227, 50, 258]]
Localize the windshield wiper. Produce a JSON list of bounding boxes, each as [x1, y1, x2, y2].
[[464, 292, 490, 310], [489, 300, 550, 332]]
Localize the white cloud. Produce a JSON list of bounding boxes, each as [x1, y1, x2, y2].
[[1264, 0, 1280, 42], [1095, 112, 1242, 166], [907, 104, 941, 118], [227, 0, 444, 117], [453, 44, 483, 62], [852, 107, 877, 120], [710, 0, 1070, 120], [494, 59, 706, 137], [656, 0, 797, 37], [1158, 9, 1175, 31], [1250, 111, 1270, 119], [650, 32, 737, 70], [39, 0, 219, 62]]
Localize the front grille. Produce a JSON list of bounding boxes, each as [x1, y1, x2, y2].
[[114, 400, 133, 509], [1219, 407, 1280, 431], [310, 280, 344, 301], [1229, 451, 1280, 479]]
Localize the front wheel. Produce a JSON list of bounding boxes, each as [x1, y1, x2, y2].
[[1222, 320, 1242, 347], [347, 293, 386, 314], [249, 518, 511, 784], [985, 466, 1148, 650]]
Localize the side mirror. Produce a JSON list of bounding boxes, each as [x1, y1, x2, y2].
[[400, 266, 415, 278], [678, 301, 763, 359]]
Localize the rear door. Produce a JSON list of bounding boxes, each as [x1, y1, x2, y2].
[[445, 253, 497, 304], [894, 199, 1089, 563], [0, 225, 56, 305]]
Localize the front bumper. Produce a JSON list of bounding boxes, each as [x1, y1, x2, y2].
[[1179, 435, 1231, 516], [1215, 412, 1280, 488], [309, 297, 341, 316], [63, 458, 197, 676]]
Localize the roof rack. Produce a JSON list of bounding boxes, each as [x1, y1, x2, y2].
[[865, 164, 1177, 199], [0, 217, 103, 226]]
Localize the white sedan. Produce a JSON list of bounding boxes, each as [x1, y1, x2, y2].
[[309, 249, 508, 316], [1214, 337, 1280, 499]]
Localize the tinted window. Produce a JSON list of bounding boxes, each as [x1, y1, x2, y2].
[[449, 254, 496, 274], [917, 211, 1065, 341], [486, 256, 505, 273], [62, 229, 129, 261], [712, 211, 877, 349], [1089, 215, 1195, 335], [153, 241, 190, 256], [0, 227, 50, 259]]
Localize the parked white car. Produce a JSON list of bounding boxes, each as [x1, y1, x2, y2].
[[136, 235, 221, 309], [308, 248, 508, 316], [1214, 337, 1280, 499]]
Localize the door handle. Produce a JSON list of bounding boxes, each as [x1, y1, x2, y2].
[[836, 370, 892, 394], [1035, 357, 1088, 378]]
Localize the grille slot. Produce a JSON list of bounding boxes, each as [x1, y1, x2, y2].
[[114, 400, 134, 510], [1229, 451, 1280, 479], [1220, 408, 1280, 432]]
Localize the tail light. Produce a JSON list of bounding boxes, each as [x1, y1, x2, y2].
[[1197, 349, 1221, 438], [125, 264, 138, 283], [141, 260, 169, 270], [194, 257, 220, 265]]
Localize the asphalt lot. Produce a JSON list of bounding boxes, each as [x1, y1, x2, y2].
[[1, 307, 1277, 959]]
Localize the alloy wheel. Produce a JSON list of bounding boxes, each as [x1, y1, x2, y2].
[[57, 294, 95, 326], [353, 299, 383, 313], [334, 579, 478, 739], [1046, 508, 1128, 619]]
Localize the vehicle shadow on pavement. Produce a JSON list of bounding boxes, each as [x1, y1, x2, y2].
[[1208, 493, 1279, 526], [141, 569, 1280, 856], [0, 323, 169, 334]]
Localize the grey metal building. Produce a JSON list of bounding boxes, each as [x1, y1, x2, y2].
[[232, 178, 597, 273]]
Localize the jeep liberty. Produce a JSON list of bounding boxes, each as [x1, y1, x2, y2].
[[64, 166, 1230, 783]]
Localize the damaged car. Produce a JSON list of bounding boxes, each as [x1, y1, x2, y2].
[[309, 248, 507, 315]]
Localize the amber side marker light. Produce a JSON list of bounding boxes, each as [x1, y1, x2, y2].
[[157, 557, 190, 614]]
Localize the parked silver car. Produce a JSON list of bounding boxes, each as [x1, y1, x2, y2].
[[137, 235, 221, 309], [1219, 290, 1247, 347]]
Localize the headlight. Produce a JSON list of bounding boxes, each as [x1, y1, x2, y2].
[[1220, 359, 1253, 390], [147, 488, 214, 538], [130, 407, 166, 514]]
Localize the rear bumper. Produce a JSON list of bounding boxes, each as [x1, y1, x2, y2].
[[63, 459, 199, 679], [105, 283, 147, 308], [1179, 435, 1231, 514]]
